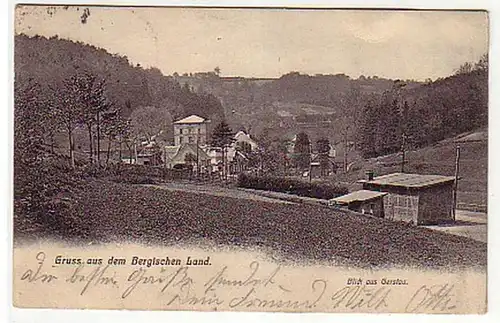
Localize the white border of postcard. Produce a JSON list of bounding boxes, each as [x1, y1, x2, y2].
[[3, 0, 499, 322]]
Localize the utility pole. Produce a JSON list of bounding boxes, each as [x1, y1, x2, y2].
[[308, 142, 313, 183], [401, 133, 407, 173], [343, 126, 349, 173], [452, 145, 461, 222], [96, 110, 101, 166], [133, 142, 138, 165], [224, 145, 228, 183], [196, 136, 199, 179]]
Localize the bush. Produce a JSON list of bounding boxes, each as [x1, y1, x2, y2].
[[13, 153, 88, 238], [92, 164, 167, 184], [237, 173, 348, 199]]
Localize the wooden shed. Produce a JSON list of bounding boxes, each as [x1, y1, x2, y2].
[[329, 190, 387, 218], [358, 173, 456, 225]]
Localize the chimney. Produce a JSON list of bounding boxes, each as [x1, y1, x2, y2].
[[366, 170, 374, 181]]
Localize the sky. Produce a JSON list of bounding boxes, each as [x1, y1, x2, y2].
[[14, 5, 489, 80]]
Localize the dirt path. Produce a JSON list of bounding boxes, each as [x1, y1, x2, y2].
[[423, 210, 487, 243], [147, 182, 487, 243], [143, 182, 295, 204]]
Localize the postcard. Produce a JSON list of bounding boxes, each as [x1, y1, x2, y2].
[[12, 5, 488, 313]]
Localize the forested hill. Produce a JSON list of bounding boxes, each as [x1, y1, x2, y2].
[[175, 63, 487, 158], [358, 60, 488, 158], [14, 34, 225, 122]]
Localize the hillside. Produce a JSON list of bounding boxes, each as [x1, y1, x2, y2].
[[174, 71, 419, 137], [14, 34, 225, 122], [14, 178, 486, 269], [339, 129, 487, 208]]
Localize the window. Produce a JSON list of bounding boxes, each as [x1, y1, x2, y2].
[[188, 136, 194, 143], [179, 128, 183, 134], [188, 128, 192, 134], [198, 128, 201, 134], [179, 137, 183, 144]]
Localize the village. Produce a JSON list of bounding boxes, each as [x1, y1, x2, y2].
[[106, 112, 486, 243], [13, 7, 489, 273]]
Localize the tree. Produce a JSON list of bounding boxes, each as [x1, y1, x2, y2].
[[293, 132, 310, 170], [101, 108, 129, 165], [474, 53, 488, 72], [69, 71, 113, 165], [210, 120, 234, 180], [14, 79, 47, 164], [255, 138, 289, 175], [214, 66, 221, 76], [316, 138, 331, 176], [52, 74, 86, 168], [375, 91, 401, 155], [359, 102, 378, 158], [455, 61, 474, 75], [210, 120, 234, 148], [122, 118, 140, 164], [130, 106, 172, 143]]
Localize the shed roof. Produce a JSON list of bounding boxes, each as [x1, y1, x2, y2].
[[358, 173, 456, 189], [173, 115, 206, 124], [331, 190, 387, 204]]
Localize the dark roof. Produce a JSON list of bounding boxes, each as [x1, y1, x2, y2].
[[331, 190, 387, 204], [358, 173, 456, 189]]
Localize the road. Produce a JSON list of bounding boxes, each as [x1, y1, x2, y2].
[[423, 210, 487, 243]]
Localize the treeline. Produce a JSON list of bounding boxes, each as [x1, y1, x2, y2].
[[13, 34, 225, 227], [181, 70, 416, 112], [14, 34, 224, 121], [177, 70, 421, 142], [14, 33, 229, 168], [358, 56, 488, 158]]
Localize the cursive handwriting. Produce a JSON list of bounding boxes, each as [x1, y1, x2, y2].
[[204, 261, 290, 294], [18, 252, 467, 313], [122, 266, 193, 299], [66, 264, 119, 295], [20, 252, 58, 283], [405, 284, 456, 313], [330, 285, 391, 310], [228, 279, 327, 310]]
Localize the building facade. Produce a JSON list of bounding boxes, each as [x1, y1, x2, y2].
[[329, 190, 387, 218], [359, 172, 456, 225], [173, 115, 211, 146]]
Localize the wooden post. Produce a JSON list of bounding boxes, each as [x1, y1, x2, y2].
[[343, 131, 348, 173], [97, 110, 101, 166], [452, 145, 461, 221], [342, 124, 350, 174], [401, 133, 407, 173], [309, 143, 312, 183], [134, 143, 138, 165], [196, 137, 199, 179]]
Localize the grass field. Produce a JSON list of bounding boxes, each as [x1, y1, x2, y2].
[[15, 179, 486, 270], [336, 130, 488, 207]]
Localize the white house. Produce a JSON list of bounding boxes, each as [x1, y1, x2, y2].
[[173, 115, 211, 146]]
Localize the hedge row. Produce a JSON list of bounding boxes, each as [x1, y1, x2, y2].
[[237, 173, 348, 200], [85, 164, 192, 184]]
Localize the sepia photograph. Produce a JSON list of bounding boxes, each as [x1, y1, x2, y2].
[[11, 4, 489, 314]]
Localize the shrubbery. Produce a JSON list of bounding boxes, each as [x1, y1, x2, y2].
[[95, 164, 162, 184], [237, 173, 348, 199], [13, 153, 88, 238], [88, 164, 193, 184]]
